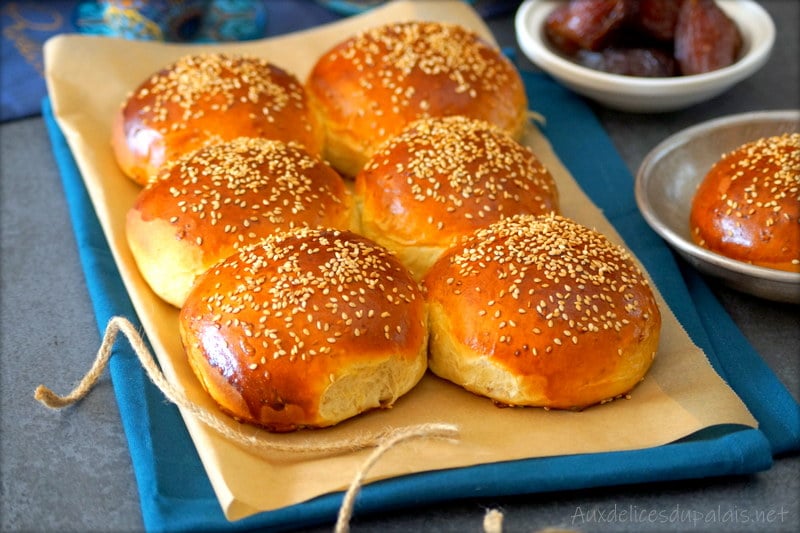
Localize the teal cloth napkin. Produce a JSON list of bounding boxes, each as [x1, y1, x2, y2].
[[42, 69, 799, 532]]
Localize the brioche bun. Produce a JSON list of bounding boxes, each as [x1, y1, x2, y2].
[[306, 21, 528, 176], [690, 133, 800, 272], [126, 137, 353, 308], [423, 214, 661, 410], [179, 228, 429, 432], [355, 116, 559, 279], [112, 53, 324, 186]]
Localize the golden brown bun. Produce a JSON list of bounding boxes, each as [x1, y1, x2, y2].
[[306, 21, 528, 177], [112, 53, 324, 186], [355, 116, 559, 279], [690, 133, 800, 272], [179, 228, 429, 432], [423, 214, 661, 410], [126, 137, 353, 308]]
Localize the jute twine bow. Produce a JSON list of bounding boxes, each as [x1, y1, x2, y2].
[[34, 316, 460, 533]]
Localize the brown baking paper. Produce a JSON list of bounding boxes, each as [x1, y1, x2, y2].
[[43, 0, 757, 521]]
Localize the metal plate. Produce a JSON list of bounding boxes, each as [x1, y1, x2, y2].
[[635, 110, 800, 303]]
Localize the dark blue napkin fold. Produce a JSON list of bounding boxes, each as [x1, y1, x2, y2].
[[41, 68, 799, 532]]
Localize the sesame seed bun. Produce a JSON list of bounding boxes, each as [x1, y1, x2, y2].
[[690, 133, 800, 272], [179, 228, 429, 432], [423, 214, 661, 410], [306, 21, 528, 177], [112, 53, 324, 186], [354, 116, 560, 280], [126, 137, 353, 308]]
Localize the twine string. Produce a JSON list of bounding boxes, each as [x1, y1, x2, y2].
[[527, 109, 546, 126], [35, 316, 459, 454], [32, 316, 580, 532], [34, 315, 460, 529], [334, 423, 459, 533]]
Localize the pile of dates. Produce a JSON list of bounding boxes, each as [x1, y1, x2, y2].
[[544, 0, 742, 77]]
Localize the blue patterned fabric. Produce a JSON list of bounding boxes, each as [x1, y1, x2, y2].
[[2, 1, 76, 122], [2, 1, 295, 122], [71, 0, 267, 42], [41, 68, 800, 531], [1, 0, 522, 122]]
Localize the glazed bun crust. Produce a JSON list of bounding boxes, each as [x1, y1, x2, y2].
[[126, 137, 353, 308], [690, 133, 800, 272], [423, 214, 661, 410], [355, 116, 559, 279], [306, 21, 528, 176], [179, 228, 428, 432], [112, 53, 324, 186]]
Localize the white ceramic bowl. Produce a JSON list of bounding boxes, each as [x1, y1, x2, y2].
[[635, 110, 800, 303], [515, 0, 776, 113]]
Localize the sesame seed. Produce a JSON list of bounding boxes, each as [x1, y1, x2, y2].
[[139, 137, 349, 259], [427, 214, 660, 359], [358, 116, 558, 245], [128, 52, 319, 167], [692, 133, 800, 269], [189, 228, 424, 368]]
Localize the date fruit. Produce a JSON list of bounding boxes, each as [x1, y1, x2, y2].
[[576, 47, 678, 77], [544, 0, 629, 54], [674, 0, 742, 75], [634, 0, 684, 41], [544, 0, 742, 78]]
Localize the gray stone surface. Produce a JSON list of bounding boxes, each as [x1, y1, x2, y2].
[[2, 1, 798, 532]]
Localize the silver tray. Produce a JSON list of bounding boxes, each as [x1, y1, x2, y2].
[[635, 110, 800, 303]]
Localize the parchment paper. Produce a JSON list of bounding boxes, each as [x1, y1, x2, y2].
[[43, 0, 757, 521]]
